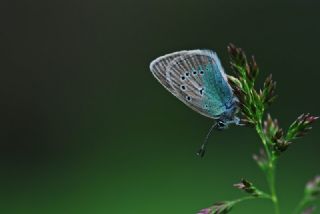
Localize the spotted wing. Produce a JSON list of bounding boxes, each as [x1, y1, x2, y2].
[[149, 51, 188, 94], [150, 50, 235, 119]]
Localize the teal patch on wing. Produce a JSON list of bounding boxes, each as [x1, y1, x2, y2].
[[164, 50, 236, 119], [201, 61, 235, 116]]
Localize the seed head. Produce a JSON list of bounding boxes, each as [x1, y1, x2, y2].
[[286, 113, 319, 141], [233, 178, 260, 197], [253, 148, 268, 170], [198, 201, 233, 214], [305, 175, 320, 199]]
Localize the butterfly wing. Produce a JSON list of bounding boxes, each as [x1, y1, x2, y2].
[[149, 50, 188, 94], [150, 50, 236, 119]]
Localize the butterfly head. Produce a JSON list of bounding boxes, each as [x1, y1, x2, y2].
[[216, 120, 228, 130], [216, 116, 240, 130]]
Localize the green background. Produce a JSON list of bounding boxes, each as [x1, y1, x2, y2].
[[1, 0, 320, 213]]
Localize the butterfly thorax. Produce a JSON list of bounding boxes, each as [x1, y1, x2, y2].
[[216, 101, 240, 129]]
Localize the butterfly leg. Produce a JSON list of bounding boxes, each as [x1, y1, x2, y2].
[[235, 117, 255, 127], [232, 116, 249, 126]]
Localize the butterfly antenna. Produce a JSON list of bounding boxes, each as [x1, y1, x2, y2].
[[196, 123, 217, 157]]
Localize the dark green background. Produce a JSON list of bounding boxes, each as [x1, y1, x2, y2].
[[1, 0, 320, 213]]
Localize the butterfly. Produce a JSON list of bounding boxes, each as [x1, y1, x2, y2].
[[149, 49, 242, 157]]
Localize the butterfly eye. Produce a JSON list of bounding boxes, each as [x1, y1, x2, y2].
[[217, 121, 226, 129]]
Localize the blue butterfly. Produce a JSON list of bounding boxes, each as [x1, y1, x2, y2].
[[150, 50, 241, 156]]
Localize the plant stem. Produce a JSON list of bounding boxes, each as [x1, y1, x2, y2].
[[231, 194, 272, 206], [268, 159, 280, 214], [256, 123, 280, 214]]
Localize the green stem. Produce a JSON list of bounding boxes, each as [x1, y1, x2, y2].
[[231, 196, 255, 205], [256, 123, 280, 214], [255, 123, 272, 161], [268, 159, 280, 214], [231, 194, 271, 206]]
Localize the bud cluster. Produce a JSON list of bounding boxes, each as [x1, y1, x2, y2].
[[233, 179, 260, 197], [260, 74, 277, 106], [263, 114, 291, 154], [252, 148, 268, 170], [197, 201, 233, 214], [305, 175, 320, 200], [286, 113, 319, 141], [227, 44, 277, 125], [262, 113, 318, 155]]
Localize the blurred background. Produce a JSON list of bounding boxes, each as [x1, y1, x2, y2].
[[1, 0, 320, 213]]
